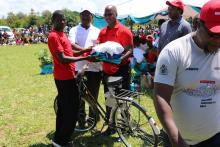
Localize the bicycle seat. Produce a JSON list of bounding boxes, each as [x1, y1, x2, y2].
[[107, 76, 122, 87]]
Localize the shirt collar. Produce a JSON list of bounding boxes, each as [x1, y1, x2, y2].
[[107, 21, 120, 30], [80, 23, 93, 30], [169, 16, 183, 24]]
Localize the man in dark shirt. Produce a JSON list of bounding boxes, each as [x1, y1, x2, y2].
[[158, 0, 192, 53]]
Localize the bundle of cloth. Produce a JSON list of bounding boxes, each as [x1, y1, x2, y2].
[[91, 41, 124, 64]]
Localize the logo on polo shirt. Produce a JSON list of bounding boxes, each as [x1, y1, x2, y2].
[[186, 67, 199, 71], [160, 64, 168, 75]]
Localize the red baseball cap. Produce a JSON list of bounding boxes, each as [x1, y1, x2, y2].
[[146, 35, 154, 44], [166, 0, 184, 11], [200, 0, 220, 33]]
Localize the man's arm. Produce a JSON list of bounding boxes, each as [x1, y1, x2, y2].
[[120, 44, 133, 65], [56, 52, 89, 64], [153, 82, 189, 147], [71, 43, 93, 56]]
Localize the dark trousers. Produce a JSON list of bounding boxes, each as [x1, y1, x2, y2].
[[54, 79, 80, 146], [161, 130, 220, 147], [103, 64, 131, 121], [79, 71, 102, 122]]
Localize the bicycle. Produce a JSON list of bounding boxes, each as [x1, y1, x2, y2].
[[54, 64, 161, 147]]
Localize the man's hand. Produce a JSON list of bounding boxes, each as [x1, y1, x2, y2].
[[119, 56, 128, 66], [172, 137, 190, 147], [86, 55, 100, 62]]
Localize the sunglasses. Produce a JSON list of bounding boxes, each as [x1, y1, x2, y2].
[[202, 23, 220, 39], [104, 13, 113, 17]]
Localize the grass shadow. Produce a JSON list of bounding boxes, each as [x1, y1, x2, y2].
[[74, 134, 120, 147], [28, 131, 54, 147]]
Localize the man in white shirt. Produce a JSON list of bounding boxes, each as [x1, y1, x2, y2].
[[68, 8, 102, 128], [154, 0, 220, 147]]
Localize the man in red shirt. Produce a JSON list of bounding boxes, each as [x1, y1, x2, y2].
[[97, 5, 133, 135], [48, 10, 89, 147]]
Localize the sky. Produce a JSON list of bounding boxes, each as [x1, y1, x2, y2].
[[0, 0, 125, 18], [0, 0, 208, 18], [0, 0, 99, 17]]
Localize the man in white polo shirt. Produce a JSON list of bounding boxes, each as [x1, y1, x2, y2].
[[68, 7, 102, 128], [154, 0, 220, 147]]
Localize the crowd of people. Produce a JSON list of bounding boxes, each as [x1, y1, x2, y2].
[[46, 0, 220, 147]]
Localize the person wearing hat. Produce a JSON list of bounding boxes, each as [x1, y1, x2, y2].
[[97, 5, 133, 135], [68, 7, 102, 128], [158, 0, 192, 54], [154, 0, 220, 147], [48, 10, 90, 147]]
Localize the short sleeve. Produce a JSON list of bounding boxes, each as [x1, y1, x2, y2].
[[121, 29, 133, 48], [68, 27, 77, 44], [154, 47, 178, 86]]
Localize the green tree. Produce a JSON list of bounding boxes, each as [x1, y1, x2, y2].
[[62, 9, 80, 26], [27, 9, 38, 26], [41, 10, 52, 25]]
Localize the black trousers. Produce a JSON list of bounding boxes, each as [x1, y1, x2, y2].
[[54, 79, 80, 146], [78, 71, 102, 122], [103, 64, 131, 121]]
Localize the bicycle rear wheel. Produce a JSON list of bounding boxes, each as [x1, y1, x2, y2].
[[114, 100, 158, 147]]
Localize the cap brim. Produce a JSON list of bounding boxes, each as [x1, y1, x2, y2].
[[166, 1, 172, 6], [166, 1, 183, 10], [80, 10, 92, 14], [206, 22, 220, 33]]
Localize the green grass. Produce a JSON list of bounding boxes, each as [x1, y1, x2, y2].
[[0, 44, 161, 147]]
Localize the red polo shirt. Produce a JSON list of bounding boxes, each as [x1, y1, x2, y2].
[[97, 21, 133, 75], [48, 30, 75, 80]]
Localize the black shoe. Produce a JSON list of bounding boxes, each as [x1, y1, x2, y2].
[[52, 140, 75, 147], [101, 127, 116, 136]]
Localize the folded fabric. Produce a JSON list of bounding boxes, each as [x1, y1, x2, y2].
[[91, 52, 121, 64], [91, 41, 124, 64]]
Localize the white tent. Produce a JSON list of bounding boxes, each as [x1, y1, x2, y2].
[[90, 0, 210, 17]]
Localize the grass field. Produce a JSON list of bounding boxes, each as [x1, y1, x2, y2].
[[0, 44, 161, 147]]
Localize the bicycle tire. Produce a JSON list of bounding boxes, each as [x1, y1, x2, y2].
[[113, 100, 158, 147], [53, 95, 96, 132], [75, 95, 97, 132]]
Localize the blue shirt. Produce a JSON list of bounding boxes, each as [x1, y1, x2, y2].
[[158, 16, 192, 52]]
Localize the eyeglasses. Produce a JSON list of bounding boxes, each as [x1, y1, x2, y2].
[[202, 23, 220, 39], [104, 13, 113, 17]]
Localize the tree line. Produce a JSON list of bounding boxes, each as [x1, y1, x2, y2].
[[0, 9, 80, 28]]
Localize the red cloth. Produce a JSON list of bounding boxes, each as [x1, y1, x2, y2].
[[146, 49, 157, 64], [48, 30, 75, 80], [97, 21, 133, 75]]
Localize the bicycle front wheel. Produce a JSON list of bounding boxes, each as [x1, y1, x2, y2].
[[114, 100, 158, 147]]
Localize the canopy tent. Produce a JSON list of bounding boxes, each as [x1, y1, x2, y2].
[[89, 0, 210, 28]]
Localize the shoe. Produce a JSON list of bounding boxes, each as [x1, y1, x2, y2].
[[52, 140, 75, 147], [100, 127, 116, 136], [52, 140, 62, 147]]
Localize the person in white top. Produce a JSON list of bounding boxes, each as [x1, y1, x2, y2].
[[154, 0, 220, 147], [68, 8, 102, 127]]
